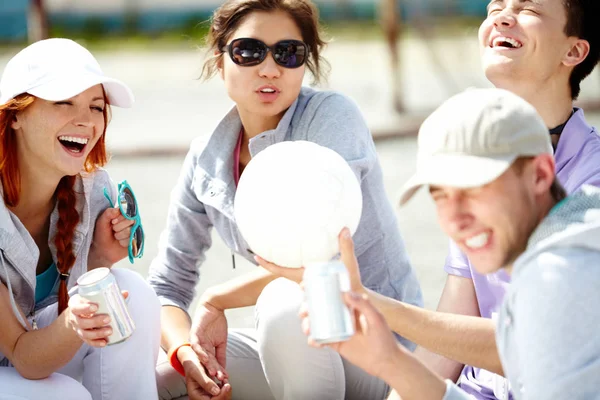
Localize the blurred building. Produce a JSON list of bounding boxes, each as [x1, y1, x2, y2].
[[0, 0, 489, 41]]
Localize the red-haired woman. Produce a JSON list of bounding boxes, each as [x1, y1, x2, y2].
[[0, 38, 160, 399], [151, 1, 423, 399]]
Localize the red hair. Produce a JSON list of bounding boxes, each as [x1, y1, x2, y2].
[[0, 92, 111, 315]]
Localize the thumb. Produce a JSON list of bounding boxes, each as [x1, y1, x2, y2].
[[338, 228, 361, 286]]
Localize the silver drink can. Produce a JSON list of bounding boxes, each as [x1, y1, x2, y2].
[[303, 260, 354, 344], [76, 268, 135, 345]]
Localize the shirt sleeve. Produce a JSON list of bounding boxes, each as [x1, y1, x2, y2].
[[147, 141, 213, 311], [511, 247, 600, 399], [444, 240, 473, 278], [442, 380, 474, 400]]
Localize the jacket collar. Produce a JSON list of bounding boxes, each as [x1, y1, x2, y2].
[[193, 96, 300, 219], [0, 173, 95, 284]]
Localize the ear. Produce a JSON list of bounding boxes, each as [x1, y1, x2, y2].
[[11, 113, 22, 131], [213, 49, 225, 81], [531, 154, 556, 196], [562, 38, 590, 68]]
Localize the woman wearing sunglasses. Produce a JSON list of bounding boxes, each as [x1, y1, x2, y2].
[[151, 1, 422, 399], [0, 39, 160, 399]]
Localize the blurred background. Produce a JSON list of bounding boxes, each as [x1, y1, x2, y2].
[[1, 0, 599, 326]]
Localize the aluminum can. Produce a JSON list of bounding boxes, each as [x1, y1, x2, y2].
[[76, 268, 135, 345], [303, 260, 354, 344]]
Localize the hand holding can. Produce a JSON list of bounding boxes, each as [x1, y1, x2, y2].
[[71, 267, 135, 346]]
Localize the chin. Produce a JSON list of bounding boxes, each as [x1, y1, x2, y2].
[[469, 254, 503, 275]]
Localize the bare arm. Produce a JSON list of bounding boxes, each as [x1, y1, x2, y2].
[[0, 283, 82, 379], [413, 274, 482, 381], [200, 267, 278, 311], [160, 267, 277, 350], [367, 275, 503, 376]]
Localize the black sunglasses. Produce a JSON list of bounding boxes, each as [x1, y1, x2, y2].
[[221, 38, 308, 68]]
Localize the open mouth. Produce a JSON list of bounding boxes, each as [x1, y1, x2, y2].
[[260, 88, 276, 93], [491, 37, 523, 49], [58, 135, 88, 154]]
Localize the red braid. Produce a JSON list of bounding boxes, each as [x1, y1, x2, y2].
[[54, 175, 80, 315]]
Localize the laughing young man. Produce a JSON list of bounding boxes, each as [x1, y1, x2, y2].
[[302, 88, 600, 400], [323, 2, 600, 399]]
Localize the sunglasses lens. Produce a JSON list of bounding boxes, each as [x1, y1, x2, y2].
[[230, 38, 267, 66], [132, 226, 144, 257], [120, 188, 137, 218], [274, 41, 307, 68]]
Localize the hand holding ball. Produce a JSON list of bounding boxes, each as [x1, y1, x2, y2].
[[234, 141, 363, 268]]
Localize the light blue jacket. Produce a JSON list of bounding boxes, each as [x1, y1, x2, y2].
[[444, 185, 600, 399], [147, 87, 423, 348]]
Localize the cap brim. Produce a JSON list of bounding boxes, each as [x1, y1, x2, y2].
[[398, 153, 517, 206], [27, 72, 134, 108]]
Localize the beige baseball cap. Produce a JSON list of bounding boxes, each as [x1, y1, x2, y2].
[[0, 38, 134, 107], [398, 88, 553, 206]]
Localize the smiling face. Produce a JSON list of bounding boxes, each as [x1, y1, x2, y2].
[[219, 10, 306, 122], [431, 155, 555, 274], [12, 85, 106, 181], [479, 0, 582, 90]]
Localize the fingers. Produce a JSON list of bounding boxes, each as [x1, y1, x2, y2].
[[112, 217, 134, 233], [68, 295, 98, 316], [343, 292, 384, 326], [184, 358, 223, 397], [255, 256, 305, 284], [192, 343, 228, 381], [254, 256, 284, 275]]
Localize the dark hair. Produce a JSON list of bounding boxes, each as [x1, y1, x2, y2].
[[0, 93, 111, 316], [201, 0, 329, 85], [513, 157, 567, 203], [562, 0, 600, 99]]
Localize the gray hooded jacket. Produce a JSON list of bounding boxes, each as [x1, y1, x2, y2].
[[0, 170, 115, 366]]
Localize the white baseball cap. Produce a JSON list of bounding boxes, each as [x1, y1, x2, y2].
[[399, 88, 553, 205], [0, 38, 134, 107]]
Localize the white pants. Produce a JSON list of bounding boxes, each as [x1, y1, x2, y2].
[[157, 278, 389, 400], [0, 268, 161, 400]]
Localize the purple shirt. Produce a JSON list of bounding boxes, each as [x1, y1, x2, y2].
[[444, 108, 600, 399]]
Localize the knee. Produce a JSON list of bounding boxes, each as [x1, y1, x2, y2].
[[255, 278, 305, 350], [45, 373, 93, 400], [111, 268, 161, 342], [111, 268, 160, 317]]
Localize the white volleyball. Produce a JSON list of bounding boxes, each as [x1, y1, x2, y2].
[[234, 141, 363, 268]]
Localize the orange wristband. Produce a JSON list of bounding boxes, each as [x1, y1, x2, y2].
[[168, 342, 192, 377]]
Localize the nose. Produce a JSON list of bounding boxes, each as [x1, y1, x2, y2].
[[439, 194, 473, 236], [492, 9, 517, 29], [258, 52, 282, 79], [72, 105, 95, 127]]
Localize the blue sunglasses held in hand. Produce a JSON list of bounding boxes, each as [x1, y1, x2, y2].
[[103, 180, 145, 264]]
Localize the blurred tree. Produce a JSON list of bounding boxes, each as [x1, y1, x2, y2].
[[28, 0, 49, 42], [378, 0, 403, 112]]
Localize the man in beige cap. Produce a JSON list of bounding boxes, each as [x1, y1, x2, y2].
[[301, 87, 600, 400]]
